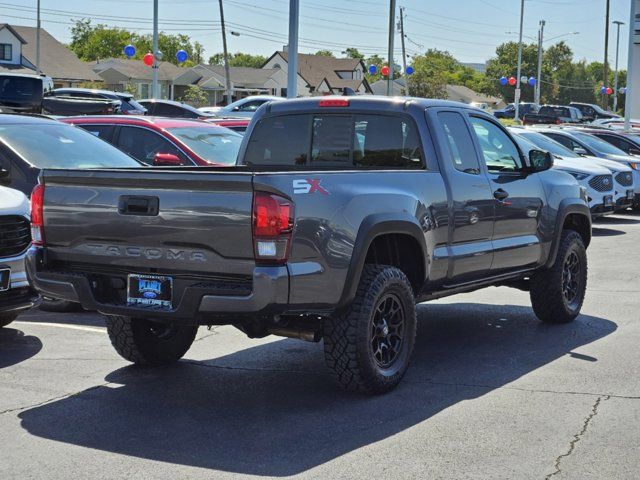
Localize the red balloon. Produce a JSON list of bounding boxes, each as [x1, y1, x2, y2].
[[143, 53, 154, 67], [381, 65, 390, 76], [508, 76, 517, 86], [606, 87, 613, 95]]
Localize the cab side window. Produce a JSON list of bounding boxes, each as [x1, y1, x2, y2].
[[469, 117, 523, 173], [437, 111, 480, 174]]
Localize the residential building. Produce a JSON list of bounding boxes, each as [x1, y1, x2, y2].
[[91, 58, 183, 99], [0, 24, 100, 87]]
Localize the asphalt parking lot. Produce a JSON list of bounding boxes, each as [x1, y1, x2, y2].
[[1, 213, 639, 480]]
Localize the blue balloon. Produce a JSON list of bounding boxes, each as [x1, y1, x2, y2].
[[528, 77, 536, 87], [600, 86, 607, 94], [176, 49, 188, 63], [499, 76, 508, 86], [368, 65, 377, 75], [123, 44, 136, 58], [405, 66, 414, 75]]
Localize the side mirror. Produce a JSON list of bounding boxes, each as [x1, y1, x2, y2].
[[573, 147, 588, 155], [232, 106, 240, 111], [529, 149, 553, 172], [153, 153, 183, 166], [628, 148, 640, 156]]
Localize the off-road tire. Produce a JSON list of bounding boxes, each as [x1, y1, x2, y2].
[[39, 298, 82, 313], [323, 265, 417, 394], [530, 230, 587, 324], [105, 315, 198, 365], [0, 313, 18, 328]]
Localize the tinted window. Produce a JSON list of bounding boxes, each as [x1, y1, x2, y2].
[[518, 130, 579, 158], [119, 97, 146, 113], [244, 115, 310, 166], [542, 132, 578, 150], [438, 111, 480, 174], [469, 117, 523, 173], [237, 100, 263, 112], [0, 124, 139, 169], [117, 127, 189, 165], [153, 103, 186, 117], [571, 132, 627, 155], [0, 76, 43, 103], [353, 115, 422, 168], [167, 127, 242, 165], [79, 124, 115, 141], [595, 134, 636, 154], [540, 106, 569, 117], [311, 115, 352, 166]]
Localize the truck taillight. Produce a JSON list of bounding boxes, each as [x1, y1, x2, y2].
[[252, 192, 294, 265], [30, 184, 45, 246]]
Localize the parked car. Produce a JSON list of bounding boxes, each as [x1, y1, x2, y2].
[[204, 118, 251, 133], [0, 114, 142, 196], [592, 117, 640, 129], [138, 99, 213, 119], [534, 127, 638, 210], [45, 88, 147, 115], [522, 105, 583, 125], [0, 186, 39, 328], [27, 97, 592, 394], [493, 102, 539, 119], [0, 72, 53, 114], [579, 128, 640, 157], [510, 128, 616, 217], [199, 95, 282, 118], [569, 102, 620, 122], [42, 96, 121, 116], [62, 116, 243, 166]]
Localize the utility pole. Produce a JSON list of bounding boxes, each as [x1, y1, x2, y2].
[[514, 0, 525, 122], [535, 20, 545, 106], [613, 20, 625, 112], [287, 0, 299, 98], [218, 0, 233, 105], [603, 0, 610, 109], [386, 0, 396, 96], [398, 6, 409, 95], [36, 0, 41, 74], [152, 0, 159, 99], [624, 0, 636, 131]]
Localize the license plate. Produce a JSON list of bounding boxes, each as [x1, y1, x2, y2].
[[604, 195, 614, 207], [627, 189, 635, 200], [0, 268, 9, 292], [127, 274, 172, 308]]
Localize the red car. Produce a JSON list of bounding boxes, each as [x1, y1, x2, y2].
[[60, 116, 243, 166], [204, 117, 250, 133]]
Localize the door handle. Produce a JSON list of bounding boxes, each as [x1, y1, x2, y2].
[[118, 196, 159, 216], [493, 189, 510, 201]]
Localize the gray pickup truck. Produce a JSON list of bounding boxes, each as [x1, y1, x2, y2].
[[27, 97, 592, 393]]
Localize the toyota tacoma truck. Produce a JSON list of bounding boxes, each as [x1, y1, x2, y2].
[[26, 97, 592, 393]]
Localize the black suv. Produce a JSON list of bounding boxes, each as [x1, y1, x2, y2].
[[46, 88, 147, 115]]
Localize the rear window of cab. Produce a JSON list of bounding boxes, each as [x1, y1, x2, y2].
[[244, 113, 424, 169]]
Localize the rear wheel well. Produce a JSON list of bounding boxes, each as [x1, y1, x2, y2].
[[563, 213, 591, 247], [364, 234, 425, 294]]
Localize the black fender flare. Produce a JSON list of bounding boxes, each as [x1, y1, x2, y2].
[[337, 213, 428, 308], [545, 199, 591, 268]]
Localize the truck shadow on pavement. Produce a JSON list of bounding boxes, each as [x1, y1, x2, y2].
[[18, 303, 616, 476], [0, 327, 43, 369]]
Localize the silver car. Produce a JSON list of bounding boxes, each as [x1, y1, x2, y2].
[[199, 95, 282, 119]]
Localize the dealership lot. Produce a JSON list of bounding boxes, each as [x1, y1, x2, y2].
[[1, 213, 639, 480]]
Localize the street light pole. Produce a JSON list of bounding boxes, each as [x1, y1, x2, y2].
[[603, 0, 611, 109], [386, 0, 396, 96], [399, 6, 409, 95], [152, 0, 159, 99], [613, 20, 625, 112], [535, 19, 545, 106], [287, 0, 299, 99], [218, 0, 233, 105], [514, 0, 525, 122], [624, 0, 635, 131], [36, 0, 41, 75]]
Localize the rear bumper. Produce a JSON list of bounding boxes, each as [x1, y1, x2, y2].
[[1, 249, 40, 315], [26, 247, 289, 323]]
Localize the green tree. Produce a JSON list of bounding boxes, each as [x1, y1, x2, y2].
[[181, 85, 208, 107], [124, 82, 138, 96], [315, 49, 335, 58], [208, 52, 267, 68], [408, 50, 450, 99], [363, 54, 386, 83], [343, 48, 364, 59], [485, 41, 540, 103]]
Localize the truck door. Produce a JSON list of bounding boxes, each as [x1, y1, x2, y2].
[[467, 115, 547, 272], [430, 109, 495, 281]]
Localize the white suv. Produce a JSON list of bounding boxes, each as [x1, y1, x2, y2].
[[0, 186, 39, 327]]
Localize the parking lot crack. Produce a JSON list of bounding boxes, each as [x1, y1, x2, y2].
[[544, 395, 609, 479], [0, 382, 111, 416]]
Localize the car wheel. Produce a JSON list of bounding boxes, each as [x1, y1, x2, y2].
[[0, 313, 18, 328], [530, 230, 588, 324], [39, 298, 82, 313], [323, 265, 417, 394], [105, 315, 198, 365]]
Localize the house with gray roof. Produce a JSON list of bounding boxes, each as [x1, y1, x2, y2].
[[0, 24, 100, 86]]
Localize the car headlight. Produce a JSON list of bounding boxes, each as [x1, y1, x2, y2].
[[630, 162, 639, 170], [564, 171, 590, 181]]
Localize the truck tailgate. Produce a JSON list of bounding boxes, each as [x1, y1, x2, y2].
[[41, 169, 256, 277]]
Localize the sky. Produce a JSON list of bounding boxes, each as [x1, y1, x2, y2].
[[0, 0, 634, 71]]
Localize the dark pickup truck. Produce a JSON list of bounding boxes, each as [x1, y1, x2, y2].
[[27, 97, 592, 393], [523, 105, 584, 125]]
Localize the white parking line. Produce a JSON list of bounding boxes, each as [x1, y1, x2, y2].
[[13, 321, 106, 333]]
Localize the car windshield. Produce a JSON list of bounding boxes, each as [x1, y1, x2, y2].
[[511, 133, 539, 153], [0, 123, 141, 169], [518, 131, 580, 158], [168, 126, 243, 165], [571, 132, 628, 156]]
